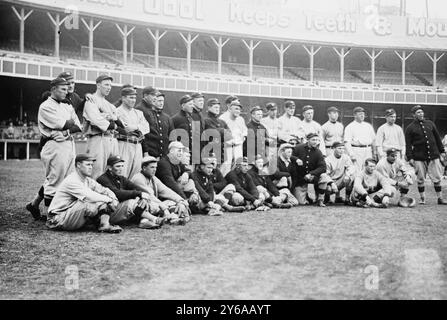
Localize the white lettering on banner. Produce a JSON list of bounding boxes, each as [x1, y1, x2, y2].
[[305, 13, 356, 33], [80, 0, 124, 8], [407, 18, 447, 37], [229, 1, 290, 28], [143, 0, 204, 20], [363, 5, 392, 36]]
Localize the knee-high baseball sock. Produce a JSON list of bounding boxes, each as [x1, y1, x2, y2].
[[373, 195, 382, 203], [31, 185, 44, 207], [317, 188, 325, 201], [434, 184, 442, 199], [418, 186, 425, 199], [400, 188, 409, 199]]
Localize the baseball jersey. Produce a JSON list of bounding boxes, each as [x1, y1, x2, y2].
[[48, 172, 116, 214], [277, 114, 305, 142], [219, 112, 247, 146], [38, 97, 81, 138], [83, 94, 117, 135], [260, 116, 280, 140], [326, 153, 355, 181], [353, 170, 392, 195], [344, 121, 376, 146], [300, 120, 326, 155], [116, 106, 150, 136], [375, 123, 406, 156], [322, 121, 344, 147], [376, 157, 411, 181]]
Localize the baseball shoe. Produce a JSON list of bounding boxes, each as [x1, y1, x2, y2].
[[169, 218, 187, 226], [222, 204, 245, 212], [316, 199, 326, 207], [438, 198, 447, 205], [419, 197, 426, 205], [138, 218, 161, 229], [26, 202, 41, 221], [272, 203, 292, 209], [98, 224, 123, 233]]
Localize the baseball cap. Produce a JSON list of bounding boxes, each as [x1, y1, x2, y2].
[[332, 141, 345, 149], [96, 74, 113, 83], [385, 108, 396, 117], [306, 132, 319, 140], [235, 156, 249, 165], [225, 95, 239, 105], [107, 155, 124, 166], [266, 102, 277, 110], [179, 95, 193, 105], [121, 86, 137, 96], [58, 71, 74, 81], [279, 143, 294, 152], [386, 148, 398, 156], [250, 106, 263, 114], [411, 105, 423, 114], [207, 98, 220, 107], [141, 155, 158, 167], [284, 100, 296, 109], [156, 91, 165, 97], [353, 106, 365, 114], [75, 153, 96, 163], [229, 100, 242, 108], [302, 105, 313, 113], [50, 77, 69, 87], [191, 92, 204, 99], [142, 86, 158, 96], [327, 106, 340, 113], [168, 141, 186, 150]]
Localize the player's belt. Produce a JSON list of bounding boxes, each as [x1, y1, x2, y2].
[[117, 137, 140, 144], [88, 130, 116, 138], [351, 144, 371, 148]]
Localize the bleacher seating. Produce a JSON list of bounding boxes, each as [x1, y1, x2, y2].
[[1, 40, 445, 92]]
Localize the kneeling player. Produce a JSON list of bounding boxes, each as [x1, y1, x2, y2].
[[351, 158, 396, 208]]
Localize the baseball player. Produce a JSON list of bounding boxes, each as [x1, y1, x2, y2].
[[171, 95, 196, 158], [116, 85, 150, 179], [244, 106, 269, 164], [33, 77, 82, 220], [260, 102, 280, 164], [83, 74, 120, 179], [351, 158, 395, 208], [46, 154, 122, 233], [300, 105, 326, 156], [321, 106, 344, 157], [376, 148, 415, 206], [344, 107, 376, 173], [375, 108, 406, 159], [324, 141, 356, 204], [405, 105, 447, 205], [277, 100, 305, 145]]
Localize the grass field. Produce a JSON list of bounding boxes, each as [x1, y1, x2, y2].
[[0, 160, 446, 300]]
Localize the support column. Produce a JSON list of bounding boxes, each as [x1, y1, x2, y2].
[[272, 42, 291, 79], [11, 6, 33, 53], [242, 39, 261, 79], [81, 18, 101, 61], [147, 29, 167, 69], [303, 45, 321, 82], [364, 49, 383, 86], [179, 32, 199, 74], [47, 13, 68, 59], [333, 47, 351, 82], [130, 32, 134, 61], [116, 24, 135, 65], [211, 36, 230, 75], [395, 50, 413, 85], [425, 52, 445, 87]]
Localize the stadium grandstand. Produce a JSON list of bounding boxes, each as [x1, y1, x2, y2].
[[1, 0, 447, 159]]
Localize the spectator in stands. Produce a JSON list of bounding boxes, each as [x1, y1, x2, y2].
[[244, 106, 269, 164], [171, 95, 196, 157], [136, 86, 174, 159], [277, 100, 305, 146], [344, 107, 376, 173], [300, 105, 326, 156], [219, 100, 248, 177], [5, 122, 15, 139], [375, 108, 406, 159], [322, 106, 344, 157], [204, 98, 232, 165]]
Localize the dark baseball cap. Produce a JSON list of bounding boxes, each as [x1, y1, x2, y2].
[[207, 98, 220, 107], [107, 155, 125, 166], [250, 106, 263, 114], [58, 71, 74, 81], [302, 105, 313, 112], [284, 100, 296, 108], [121, 86, 137, 96], [191, 92, 204, 99], [332, 141, 345, 149], [306, 132, 319, 140], [327, 106, 340, 113], [50, 77, 69, 87], [96, 74, 113, 83], [225, 95, 239, 105], [179, 94, 193, 105], [353, 106, 365, 114], [229, 100, 242, 108], [411, 105, 423, 114], [142, 86, 158, 96], [266, 102, 277, 110], [386, 148, 398, 156], [75, 153, 96, 163]]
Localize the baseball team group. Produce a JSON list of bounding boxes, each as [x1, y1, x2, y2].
[[24, 71, 447, 233]]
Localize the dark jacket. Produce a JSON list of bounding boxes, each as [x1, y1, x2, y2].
[[97, 170, 145, 202], [210, 167, 227, 194], [225, 168, 259, 202], [66, 91, 84, 123], [244, 120, 268, 161], [155, 156, 191, 199], [292, 143, 326, 187], [136, 99, 174, 157], [171, 110, 195, 151], [248, 167, 280, 197], [191, 167, 214, 204], [270, 155, 298, 189], [405, 119, 445, 161]]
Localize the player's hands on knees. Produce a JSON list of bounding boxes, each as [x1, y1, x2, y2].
[[50, 131, 66, 142]]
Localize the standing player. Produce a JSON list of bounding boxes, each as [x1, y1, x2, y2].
[[244, 106, 269, 163], [116, 85, 150, 179], [261, 102, 280, 163], [300, 105, 326, 156], [277, 100, 305, 145], [375, 108, 406, 159], [344, 107, 376, 173], [29, 77, 82, 220], [405, 105, 447, 205], [191, 92, 206, 158], [321, 106, 344, 157], [83, 74, 120, 179]]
